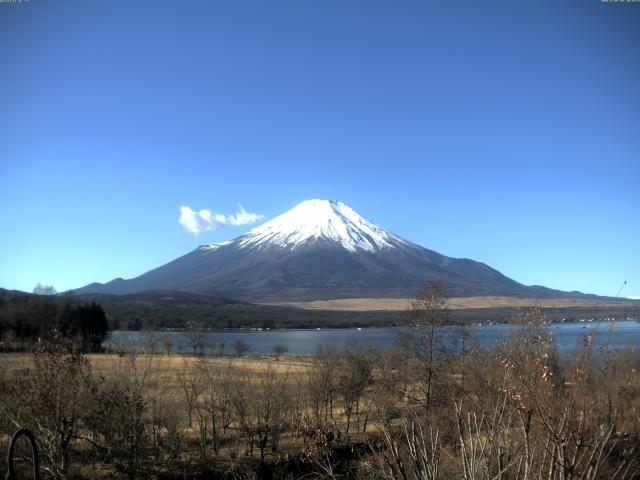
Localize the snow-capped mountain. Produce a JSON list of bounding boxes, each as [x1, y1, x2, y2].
[[76, 199, 573, 301], [237, 199, 408, 252]]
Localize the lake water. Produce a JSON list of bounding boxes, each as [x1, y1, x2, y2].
[[107, 320, 640, 356]]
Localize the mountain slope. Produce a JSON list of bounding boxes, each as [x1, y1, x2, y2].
[[75, 199, 580, 301]]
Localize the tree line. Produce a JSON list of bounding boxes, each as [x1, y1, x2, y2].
[[0, 290, 109, 352]]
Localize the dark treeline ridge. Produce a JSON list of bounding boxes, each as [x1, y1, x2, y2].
[[0, 284, 638, 479], [1, 288, 639, 335], [0, 289, 108, 351], [75, 290, 400, 330], [75, 290, 640, 330]]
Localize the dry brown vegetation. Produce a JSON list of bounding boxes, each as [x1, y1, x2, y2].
[[267, 296, 637, 312], [1, 285, 639, 479]]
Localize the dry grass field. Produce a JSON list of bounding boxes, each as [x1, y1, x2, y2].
[[1, 352, 317, 427], [1, 352, 314, 377], [1, 306, 639, 479], [266, 295, 637, 311], [0, 351, 337, 478]]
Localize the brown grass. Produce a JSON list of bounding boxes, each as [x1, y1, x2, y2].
[[1, 352, 314, 377], [265, 295, 636, 311]]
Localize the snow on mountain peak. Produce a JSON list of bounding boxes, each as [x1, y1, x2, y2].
[[237, 199, 407, 252], [198, 241, 231, 252]]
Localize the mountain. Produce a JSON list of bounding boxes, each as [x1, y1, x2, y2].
[[75, 199, 584, 301]]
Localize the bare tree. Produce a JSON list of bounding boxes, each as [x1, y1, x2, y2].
[[308, 344, 338, 421], [232, 367, 291, 462], [371, 349, 407, 426], [380, 408, 441, 480], [5, 336, 95, 479], [161, 335, 174, 355], [178, 359, 201, 428], [84, 335, 160, 479], [86, 379, 146, 479], [272, 343, 288, 360], [233, 339, 250, 357], [194, 357, 236, 454], [494, 306, 638, 480], [183, 324, 207, 356], [211, 332, 226, 356], [337, 345, 374, 437], [402, 280, 449, 413], [140, 328, 160, 354]]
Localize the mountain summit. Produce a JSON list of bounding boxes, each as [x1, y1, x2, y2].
[[76, 199, 573, 301], [237, 199, 407, 253]]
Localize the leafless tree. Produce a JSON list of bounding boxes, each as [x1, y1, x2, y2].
[[211, 332, 226, 356], [183, 324, 207, 356], [272, 343, 288, 360], [4, 336, 95, 479], [371, 348, 408, 425], [179, 359, 201, 427], [85, 379, 146, 479], [308, 344, 339, 421], [161, 334, 174, 355], [194, 357, 236, 454], [402, 280, 449, 413], [233, 339, 250, 357], [380, 408, 441, 480], [232, 367, 291, 462], [337, 345, 374, 437]]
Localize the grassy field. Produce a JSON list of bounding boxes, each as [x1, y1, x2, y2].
[[266, 295, 639, 311], [1, 351, 314, 376]]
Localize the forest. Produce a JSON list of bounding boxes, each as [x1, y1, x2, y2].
[[0, 290, 109, 352]]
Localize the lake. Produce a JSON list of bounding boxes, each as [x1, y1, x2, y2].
[[107, 319, 640, 355]]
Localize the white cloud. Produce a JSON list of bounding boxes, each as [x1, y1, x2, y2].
[[179, 204, 263, 235], [627, 295, 640, 300]]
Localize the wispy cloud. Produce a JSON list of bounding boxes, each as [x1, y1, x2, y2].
[[179, 204, 263, 235]]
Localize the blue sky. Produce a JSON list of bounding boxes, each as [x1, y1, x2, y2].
[[1, 0, 639, 298]]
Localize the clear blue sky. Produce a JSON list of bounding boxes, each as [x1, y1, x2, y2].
[[1, 0, 638, 298]]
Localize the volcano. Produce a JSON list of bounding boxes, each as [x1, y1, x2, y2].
[[76, 199, 577, 301]]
